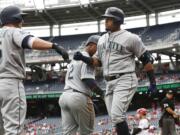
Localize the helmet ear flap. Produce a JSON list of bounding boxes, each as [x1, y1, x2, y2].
[[112, 19, 122, 26], [13, 14, 24, 23]]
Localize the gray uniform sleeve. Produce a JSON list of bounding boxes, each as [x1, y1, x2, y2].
[[81, 63, 95, 80], [94, 41, 101, 60], [12, 29, 31, 48], [94, 35, 105, 60], [130, 35, 146, 58]]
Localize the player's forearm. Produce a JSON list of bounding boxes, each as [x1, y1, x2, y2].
[[31, 38, 69, 60], [82, 57, 102, 67], [139, 51, 156, 85], [32, 38, 53, 50], [144, 63, 156, 84], [82, 79, 104, 97], [78, 56, 101, 67]]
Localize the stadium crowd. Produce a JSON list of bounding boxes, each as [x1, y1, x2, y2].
[[24, 104, 180, 135]]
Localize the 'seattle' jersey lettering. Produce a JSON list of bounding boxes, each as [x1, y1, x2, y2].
[[95, 29, 146, 76]]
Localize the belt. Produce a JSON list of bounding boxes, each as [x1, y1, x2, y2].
[[70, 89, 91, 98], [104, 72, 134, 81]]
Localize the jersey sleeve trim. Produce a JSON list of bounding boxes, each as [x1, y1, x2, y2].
[[22, 35, 34, 49]]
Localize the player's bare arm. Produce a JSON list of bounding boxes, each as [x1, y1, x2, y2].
[[82, 78, 104, 99], [28, 37, 69, 60], [139, 51, 156, 93]]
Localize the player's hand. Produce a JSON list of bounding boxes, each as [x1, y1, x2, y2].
[[96, 88, 105, 100], [52, 43, 69, 61], [73, 51, 83, 60], [99, 92, 105, 101]]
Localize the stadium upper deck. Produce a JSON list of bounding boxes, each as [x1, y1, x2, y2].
[[1, 0, 180, 27], [25, 21, 180, 64]]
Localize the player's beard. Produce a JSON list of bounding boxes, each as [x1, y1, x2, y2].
[[105, 28, 112, 33]]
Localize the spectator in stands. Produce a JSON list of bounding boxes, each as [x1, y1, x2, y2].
[[0, 6, 69, 135], [160, 90, 178, 135], [132, 108, 150, 135]]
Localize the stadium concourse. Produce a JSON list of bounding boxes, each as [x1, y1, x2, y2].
[[1, 0, 180, 135]]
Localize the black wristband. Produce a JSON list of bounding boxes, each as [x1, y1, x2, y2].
[[52, 43, 58, 49]]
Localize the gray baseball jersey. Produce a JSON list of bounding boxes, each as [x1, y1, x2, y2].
[[64, 51, 95, 96], [0, 26, 29, 135], [95, 29, 146, 76], [0, 26, 30, 79]]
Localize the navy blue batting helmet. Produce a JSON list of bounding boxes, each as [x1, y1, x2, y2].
[[102, 7, 125, 24], [0, 6, 27, 25]]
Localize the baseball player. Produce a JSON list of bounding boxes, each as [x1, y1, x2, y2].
[[73, 7, 156, 135], [0, 6, 69, 135], [59, 35, 103, 135]]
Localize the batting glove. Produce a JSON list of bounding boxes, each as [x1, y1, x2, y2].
[[73, 51, 93, 65], [52, 43, 69, 61], [73, 51, 83, 60]]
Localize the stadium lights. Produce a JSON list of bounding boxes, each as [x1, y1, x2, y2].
[[159, 90, 163, 93]]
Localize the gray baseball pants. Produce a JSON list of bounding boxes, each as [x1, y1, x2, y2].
[[59, 90, 95, 135], [104, 73, 137, 127], [0, 78, 26, 135]]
